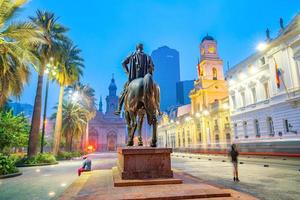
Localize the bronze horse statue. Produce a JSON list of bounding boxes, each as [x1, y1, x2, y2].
[[124, 73, 160, 147]]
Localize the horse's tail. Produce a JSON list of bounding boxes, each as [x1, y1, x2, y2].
[[143, 73, 154, 110]]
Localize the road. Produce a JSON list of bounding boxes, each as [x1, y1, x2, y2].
[[172, 153, 300, 200], [0, 152, 299, 200]]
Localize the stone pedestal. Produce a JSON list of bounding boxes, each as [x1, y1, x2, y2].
[[117, 147, 173, 179]]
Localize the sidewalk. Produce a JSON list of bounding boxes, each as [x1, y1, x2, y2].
[[58, 169, 257, 200]]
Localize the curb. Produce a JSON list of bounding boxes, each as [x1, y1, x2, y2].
[[16, 161, 58, 167], [0, 172, 22, 179]]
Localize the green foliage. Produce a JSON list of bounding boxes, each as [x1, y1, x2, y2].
[[0, 110, 30, 152], [0, 153, 19, 175], [0, 0, 43, 106], [56, 151, 84, 160], [16, 153, 56, 165]]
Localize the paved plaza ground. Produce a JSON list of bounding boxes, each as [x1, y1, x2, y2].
[[0, 152, 299, 200]]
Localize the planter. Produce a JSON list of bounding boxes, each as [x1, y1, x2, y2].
[[16, 161, 58, 167], [0, 171, 22, 179]]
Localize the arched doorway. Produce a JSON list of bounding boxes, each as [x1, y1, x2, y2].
[[107, 132, 117, 151], [89, 128, 98, 151]]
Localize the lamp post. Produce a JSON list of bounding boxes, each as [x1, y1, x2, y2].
[[40, 58, 56, 153]]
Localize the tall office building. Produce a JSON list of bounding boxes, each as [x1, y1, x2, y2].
[[151, 46, 180, 111], [176, 80, 194, 105]]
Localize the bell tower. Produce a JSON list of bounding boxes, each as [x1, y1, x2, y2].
[[197, 34, 224, 80], [105, 74, 118, 116]]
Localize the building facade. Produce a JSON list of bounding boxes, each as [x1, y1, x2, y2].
[[157, 35, 232, 151], [87, 77, 126, 151], [226, 14, 300, 151], [151, 46, 180, 111]]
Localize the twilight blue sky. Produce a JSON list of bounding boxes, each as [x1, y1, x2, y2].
[[15, 0, 299, 115]]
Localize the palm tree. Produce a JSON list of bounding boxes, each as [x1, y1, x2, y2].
[[52, 100, 88, 152], [28, 10, 68, 157], [52, 41, 84, 155], [66, 83, 96, 149], [0, 0, 43, 106]]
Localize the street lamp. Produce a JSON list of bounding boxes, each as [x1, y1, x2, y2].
[[40, 58, 57, 153], [256, 42, 268, 51]]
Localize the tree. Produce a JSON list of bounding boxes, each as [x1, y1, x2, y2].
[[0, 110, 30, 153], [66, 83, 96, 149], [0, 0, 43, 106], [52, 41, 84, 155], [52, 101, 88, 152], [27, 10, 68, 157]]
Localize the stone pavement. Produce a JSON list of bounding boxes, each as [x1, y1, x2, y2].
[[58, 169, 257, 200]]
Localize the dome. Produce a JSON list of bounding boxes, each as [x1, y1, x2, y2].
[[201, 34, 215, 43]]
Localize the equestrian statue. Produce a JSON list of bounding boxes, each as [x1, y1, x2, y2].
[[115, 43, 160, 147]]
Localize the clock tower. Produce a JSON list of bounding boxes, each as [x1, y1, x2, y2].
[[197, 34, 224, 80]]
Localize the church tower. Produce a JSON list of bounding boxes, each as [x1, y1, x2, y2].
[[105, 75, 118, 116], [190, 34, 228, 113], [197, 34, 224, 80]]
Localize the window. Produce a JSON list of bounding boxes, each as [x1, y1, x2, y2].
[[231, 95, 237, 109], [284, 119, 289, 133], [198, 132, 202, 143], [267, 117, 275, 136], [240, 92, 246, 107], [215, 134, 220, 147], [214, 119, 219, 130], [243, 121, 248, 138], [251, 87, 257, 103], [263, 82, 270, 99], [187, 130, 191, 145], [212, 67, 217, 80], [260, 57, 266, 65], [234, 123, 238, 138], [254, 119, 260, 137], [226, 133, 231, 145], [177, 132, 181, 147], [182, 129, 185, 147]]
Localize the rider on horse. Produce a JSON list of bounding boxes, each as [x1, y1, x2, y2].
[[115, 43, 154, 116]]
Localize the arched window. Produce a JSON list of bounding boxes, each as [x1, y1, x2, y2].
[[212, 67, 218, 80]]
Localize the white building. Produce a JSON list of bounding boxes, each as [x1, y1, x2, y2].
[[226, 14, 300, 148]]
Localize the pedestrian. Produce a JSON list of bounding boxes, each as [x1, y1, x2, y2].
[[77, 155, 92, 176], [230, 144, 239, 182]]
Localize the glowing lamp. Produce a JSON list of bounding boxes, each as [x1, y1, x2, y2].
[[257, 42, 268, 51]]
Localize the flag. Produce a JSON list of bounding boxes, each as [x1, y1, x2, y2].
[[274, 58, 280, 89]]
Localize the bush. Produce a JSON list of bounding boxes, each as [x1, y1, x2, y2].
[[0, 154, 19, 175], [56, 151, 84, 160], [16, 153, 57, 166]]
